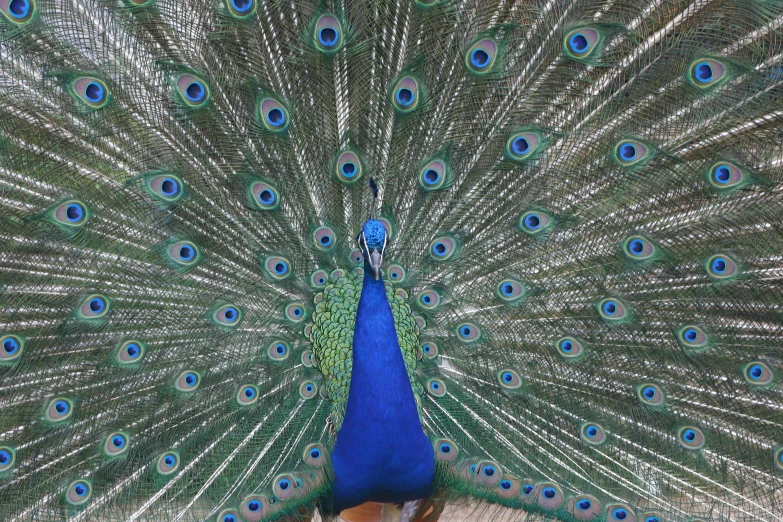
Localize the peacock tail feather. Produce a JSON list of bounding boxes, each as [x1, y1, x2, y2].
[[0, 0, 782, 521]]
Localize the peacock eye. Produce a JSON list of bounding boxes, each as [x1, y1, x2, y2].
[[705, 254, 739, 280], [303, 443, 327, 466], [257, 97, 289, 132], [167, 240, 200, 267], [419, 158, 449, 190], [79, 294, 110, 319], [266, 340, 289, 361], [387, 264, 406, 281], [506, 131, 542, 161], [434, 438, 459, 461], [428, 235, 459, 261], [273, 474, 299, 499], [497, 369, 522, 389], [219, 510, 240, 522], [104, 432, 129, 456], [175, 74, 209, 107], [689, 58, 728, 88], [564, 28, 598, 58], [71, 77, 109, 109], [248, 180, 280, 210], [456, 322, 481, 342], [313, 226, 337, 252], [284, 302, 305, 323], [310, 269, 328, 288], [556, 336, 585, 359], [300, 349, 314, 367], [743, 361, 773, 385], [572, 495, 601, 517], [392, 76, 420, 112], [420, 341, 439, 359], [1, 0, 35, 24], [416, 289, 441, 310], [495, 278, 526, 304], [116, 340, 145, 364], [241, 495, 268, 521], [614, 139, 649, 166], [638, 383, 665, 406], [225, 0, 255, 18], [537, 483, 564, 509], [622, 236, 656, 260], [146, 174, 184, 202], [46, 397, 74, 422], [299, 380, 317, 399], [263, 255, 292, 280], [465, 38, 497, 73], [175, 370, 201, 392], [675, 325, 709, 350], [66, 480, 92, 505], [677, 426, 706, 450], [0, 446, 16, 472], [0, 334, 24, 362], [580, 423, 607, 445], [335, 150, 363, 183], [607, 505, 634, 522], [156, 452, 179, 475], [236, 384, 258, 405], [314, 14, 343, 52], [596, 297, 630, 323], [427, 378, 447, 397], [518, 210, 552, 236], [213, 304, 242, 327], [51, 200, 89, 227]]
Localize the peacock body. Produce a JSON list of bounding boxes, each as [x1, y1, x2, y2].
[[0, 0, 782, 521]]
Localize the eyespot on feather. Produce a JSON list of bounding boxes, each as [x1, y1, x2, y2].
[[704, 254, 740, 281], [301, 350, 314, 368], [496, 278, 526, 304], [497, 369, 522, 389], [689, 58, 728, 88], [1, 0, 36, 24], [267, 340, 289, 361], [77, 294, 110, 320], [429, 235, 458, 261], [506, 131, 542, 161], [420, 341, 439, 359], [303, 443, 327, 466], [0, 334, 24, 362], [175, 73, 209, 107], [416, 288, 441, 310], [392, 76, 421, 113], [456, 322, 481, 343], [247, 179, 280, 211], [580, 422, 607, 445], [556, 336, 585, 360], [70, 77, 109, 109], [496, 474, 521, 498], [418, 158, 449, 190], [51, 200, 89, 228], [596, 297, 630, 324], [564, 28, 599, 58], [235, 384, 258, 406], [156, 451, 179, 475], [614, 139, 649, 166], [637, 384, 665, 407], [257, 97, 289, 132], [314, 14, 344, 53], [465, 38, 497, 74], [675, 325, 710, 351], [167, 240, 200, 268], [607, 504, 637, 522], [641, 513, 664, 522], [427, 378, 447, 397], [240, 495, 270, 521], [707, 162, 748, 191], [518, 210, 552, 236], [334, 150, 363, 183], [175, 370, 201, 392], [677, 426, 706, 450], [568, 495, 602, 521], [103, 432, 130, 457], [743, 362, 774, 386], [434, 438, 458, 462], [387, 264, 406, 282], [310, 269, 328, 288], [212, 304, 242, 327], [622, 236, 656, 261], [313, 226, 336, 252], [263, 255, 292, 280], [218, 509, 241, 522], [284, 302, 306, 323], [775, 447, 783, 472], [66, 479, 92, 506], [145, 173, 185, 202], [537, 483, 564, 510], [299, 381, 317, 399], [225, 0, 255, 19], [116, 340, 145, 365], [45, 398, 73, 422], [0, 446, 16, 473]]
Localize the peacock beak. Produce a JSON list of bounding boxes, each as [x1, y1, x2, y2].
[[368, 249, 383, 280]]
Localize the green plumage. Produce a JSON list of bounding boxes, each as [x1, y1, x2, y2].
[[0, 0, 782, 521]]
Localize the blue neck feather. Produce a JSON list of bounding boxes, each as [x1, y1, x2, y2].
[[329, 263, 435, 511]]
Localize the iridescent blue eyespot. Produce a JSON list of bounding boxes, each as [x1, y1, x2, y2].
[[1, 334, 23, 362], [303, 443, 327, 466], [2, 0, 35, 24], [226, 0, 255, 18], [314, 14, 343, 53], [497, 369, 522, 389], [638, 383, 665, 406], [0, 447, 15, 472], [66, 480, 92, 505], [175, 370, 201, 392], [392, 76, 421, 113], [465, 38, 498, 74], [743, 361, 773, 386], [427, 378, 447, 397], [213, 304, 242, 327], [677, 426, 706, 450], [580, 422, 607, 445]]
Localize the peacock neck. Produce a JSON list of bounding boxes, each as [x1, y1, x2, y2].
[[328, 263, 435, 512]]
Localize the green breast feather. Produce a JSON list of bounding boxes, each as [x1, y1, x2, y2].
[[308, 267, 422, 431]]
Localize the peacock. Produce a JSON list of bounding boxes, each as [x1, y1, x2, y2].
[[1, 0, 782, 521]]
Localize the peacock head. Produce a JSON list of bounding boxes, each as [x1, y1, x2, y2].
[[358, 219, 386, 281]]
